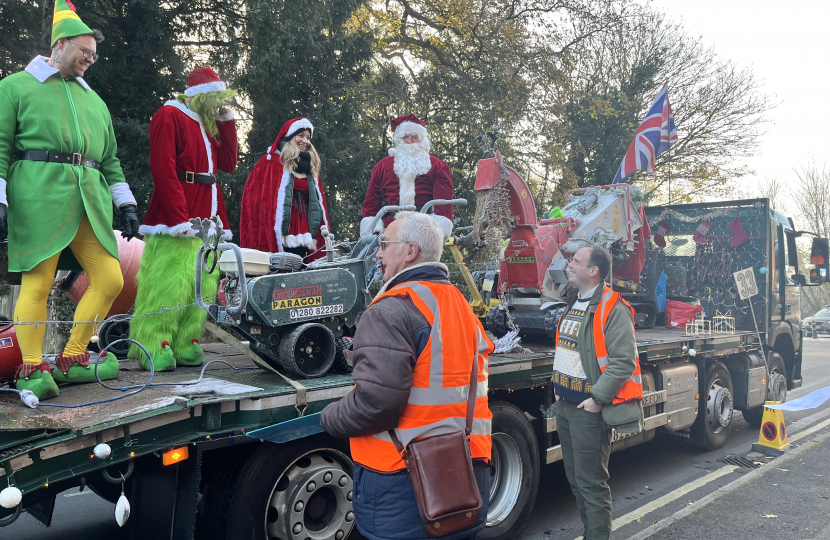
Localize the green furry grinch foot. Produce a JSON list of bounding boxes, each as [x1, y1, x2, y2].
[[53, 352, 120, 384], [141, 342, 177, 372], [15, 364, 59, 400], [176, 340, 204, 367]]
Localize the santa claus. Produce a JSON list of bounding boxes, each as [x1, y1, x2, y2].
[[239, 118, 330, 262], [361, 114, 454, 238], [128, 67, 238, 371]]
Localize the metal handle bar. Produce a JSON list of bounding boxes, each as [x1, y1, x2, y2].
[[196, 243, 248, 315], [368, 205, 417, 236], [420, 198, 467, 214]]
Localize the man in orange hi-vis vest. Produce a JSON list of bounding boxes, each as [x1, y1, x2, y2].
[[321, 211, 493, 540], [553, 246, 644, 540]]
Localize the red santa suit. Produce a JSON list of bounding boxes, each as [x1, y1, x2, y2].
[[361, 114, 454, 238], [239, 118, 330, 262], [141, 93, 237, 239]]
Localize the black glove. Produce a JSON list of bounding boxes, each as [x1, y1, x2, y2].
[[120, 204, 140, 241], [0, 204, 7, 243]]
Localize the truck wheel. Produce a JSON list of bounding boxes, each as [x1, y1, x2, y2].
[[479, 401, 539, 540], [215, 438, 358, 540], [742, 352, 788, 427], [692, 363, 734, 451]]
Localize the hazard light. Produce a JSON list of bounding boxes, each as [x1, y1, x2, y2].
[[162, 446, 189, 466]]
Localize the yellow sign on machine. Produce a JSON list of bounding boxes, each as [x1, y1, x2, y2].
[[751, 401, 789, 456]]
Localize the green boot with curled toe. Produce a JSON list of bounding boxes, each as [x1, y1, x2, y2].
[[176, 339, 205, 367], [15, 363, 59, 400], [141, 341, 177, 372], [52, 352, 119, 384]]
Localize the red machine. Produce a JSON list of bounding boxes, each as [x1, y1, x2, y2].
[[0, 322, 23, 384], [475, 151, 651, 339]]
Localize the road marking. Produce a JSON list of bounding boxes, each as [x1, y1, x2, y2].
[[789, 417, 830, 443], [63, 490, 92, 498], [572, 465, 738, 539]]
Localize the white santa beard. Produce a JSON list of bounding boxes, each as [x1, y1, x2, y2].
[[389, 143, 431, 206]]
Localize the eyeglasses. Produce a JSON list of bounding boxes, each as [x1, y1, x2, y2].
[[66, 39, 99, 63], [378, 235, 410, 251]]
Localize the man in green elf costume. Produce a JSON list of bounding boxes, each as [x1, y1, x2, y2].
[[0, 0, 140, 400]]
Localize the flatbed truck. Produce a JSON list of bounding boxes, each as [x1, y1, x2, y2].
[[0, 197, 820, 540]]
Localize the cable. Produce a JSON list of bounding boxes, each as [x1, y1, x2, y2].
[[4, 338, 258, 409]]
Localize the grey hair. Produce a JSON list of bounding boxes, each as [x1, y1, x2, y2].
[[394, 211, 444, 262]]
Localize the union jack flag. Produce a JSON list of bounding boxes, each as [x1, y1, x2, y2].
[[612, 84, 678, 184]]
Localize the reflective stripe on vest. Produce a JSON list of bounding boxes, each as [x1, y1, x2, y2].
[[555, 285, 643, 405], [349, 280, 494, 472]]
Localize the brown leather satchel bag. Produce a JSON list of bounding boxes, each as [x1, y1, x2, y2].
[[388, 358, 483, 537]]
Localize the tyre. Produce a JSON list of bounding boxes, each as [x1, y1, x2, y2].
[[742, 352, 788, 427], [202, 437, 359, 540], [479, 401, 540, 540], [692, 363, 734, 451], [332, 337, 353, 373], [94, 315, 132, 359]]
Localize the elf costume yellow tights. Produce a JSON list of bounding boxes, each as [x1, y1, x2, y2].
[[16, 216, 123, 364]]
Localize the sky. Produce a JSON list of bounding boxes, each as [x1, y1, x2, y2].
[[654, 1, 830, 203]]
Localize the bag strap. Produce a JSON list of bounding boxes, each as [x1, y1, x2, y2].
[[389, 352, 479, 454]]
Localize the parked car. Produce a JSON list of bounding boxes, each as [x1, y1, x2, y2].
[[803, 307, 830, 335]]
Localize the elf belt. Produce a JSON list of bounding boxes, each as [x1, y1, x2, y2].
[[19, 150, 100, 170], [177, 172, 216, 185]]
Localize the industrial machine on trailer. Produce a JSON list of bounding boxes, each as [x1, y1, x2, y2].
[[1, 151, 827, 540]]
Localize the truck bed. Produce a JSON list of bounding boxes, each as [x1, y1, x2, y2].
[[1, 327, 759, 434]]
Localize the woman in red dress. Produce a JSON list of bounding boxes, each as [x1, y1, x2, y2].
[[240, 118, 330, 261]]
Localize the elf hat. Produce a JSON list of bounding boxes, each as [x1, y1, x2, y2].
[[391, 114, 427, 139], [185, 67, 227, 97], [266, 117, 314, 160], [51, 0, 94, 48]]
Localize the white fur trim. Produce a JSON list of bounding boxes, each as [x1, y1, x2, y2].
[[215, 109, 235, 122], [393, 121, 427, 139], [0, 178, 6, 206], [274, 169, 291, 252], [285, 232, 314, 249], [109, 182, 137, 208], [360, 216, 385, 236], [164, 100, 214, 174], [311, 175, 329, 231], [286, 118, 314, 139], [139, 221, 232, 240], [211, 184, 218, 217], [431, 214, 453, 241], [185, 80, 227, 97]]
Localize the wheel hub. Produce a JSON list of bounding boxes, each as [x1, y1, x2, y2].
[[267, 453, 354, 540], [487, 433, 523, 527], [768, 372, 787, 403], [707, 382, 733, 431]]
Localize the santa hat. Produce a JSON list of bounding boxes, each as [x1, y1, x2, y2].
[[51, 0, 94, 48], [391, 114, 428, 140], [265, 117, 314, 161], [184, 67, 227, 97]]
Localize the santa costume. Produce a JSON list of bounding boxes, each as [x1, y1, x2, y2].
[[361, 114, 454, 238], [128, 67, 238, 370], [240, 118, 330, 262]]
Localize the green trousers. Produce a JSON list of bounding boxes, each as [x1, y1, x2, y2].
[[555, 398, 613, 540]]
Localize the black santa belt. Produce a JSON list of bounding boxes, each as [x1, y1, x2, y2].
[[177, 172, 216, 185], [19, 150, 101, 170]]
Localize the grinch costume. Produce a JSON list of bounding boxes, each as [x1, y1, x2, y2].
[[240, 118, 331, 263], [128, 68, 238, 370], [361, 114, 454, 238], [0, 0, 139, 400]]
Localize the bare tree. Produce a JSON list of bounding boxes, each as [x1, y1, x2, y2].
[[790, 159, 830, 315], [757, 177, 788, 214]]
